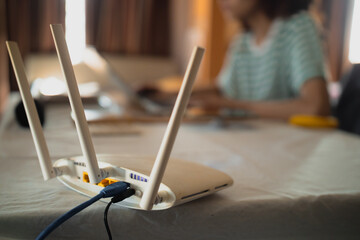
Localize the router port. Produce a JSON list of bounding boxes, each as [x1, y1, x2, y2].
[[108, 178, 119, 185], [98, 178, 110, 187], [82, 172, 119, 187], [83, 172, 90, 183]]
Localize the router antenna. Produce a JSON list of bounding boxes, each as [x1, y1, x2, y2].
[[140, 47, 205, 210], [6, 41, 56, 181], [50, 24, 102, 184]]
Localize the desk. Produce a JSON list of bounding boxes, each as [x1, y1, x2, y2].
[[1, 100, 360, 239]]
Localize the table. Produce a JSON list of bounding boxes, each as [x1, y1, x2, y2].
[[1, 96, 360, 239]]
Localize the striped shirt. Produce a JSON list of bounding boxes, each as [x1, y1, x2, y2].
[[218, 11, 325, 101]]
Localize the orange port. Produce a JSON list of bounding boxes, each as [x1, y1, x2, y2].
[[97, 178, 110, 187], [108, 178, 119, 185], [82, 172, 90, 183], [82, 172, 119, 187]]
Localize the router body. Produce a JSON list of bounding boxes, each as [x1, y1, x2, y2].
[[55, 155, 233, 210]]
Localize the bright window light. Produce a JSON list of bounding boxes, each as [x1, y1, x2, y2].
[[65, 0, 86, 65], [349, 0, 360, 64]]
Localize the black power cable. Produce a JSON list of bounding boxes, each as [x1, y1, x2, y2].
[[104, 188, 136, 240]]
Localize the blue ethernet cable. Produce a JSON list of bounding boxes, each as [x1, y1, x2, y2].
[[36, 181, 131, 240]]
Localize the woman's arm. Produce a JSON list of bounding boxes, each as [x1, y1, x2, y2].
[[191, 77, 331, 120]]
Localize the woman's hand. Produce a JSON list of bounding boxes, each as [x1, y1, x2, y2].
[[190, 77, 330, 120], [190, 90, 249, 111]]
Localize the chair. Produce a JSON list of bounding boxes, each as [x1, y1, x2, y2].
[[336, 64, 360, 135]]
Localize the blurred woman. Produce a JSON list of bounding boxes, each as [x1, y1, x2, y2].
[[192, 0, 330, 120]]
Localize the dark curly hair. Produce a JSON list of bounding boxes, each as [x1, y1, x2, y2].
[[258, 0, 313, 19], [240, 0, 314, 31]]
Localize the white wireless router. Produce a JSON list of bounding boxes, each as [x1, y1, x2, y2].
[[6, 24, 233, 211]]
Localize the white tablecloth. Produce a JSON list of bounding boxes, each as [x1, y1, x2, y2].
[[1, 99, 360, 239]]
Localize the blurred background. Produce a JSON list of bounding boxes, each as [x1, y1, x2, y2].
[[0, 0, 359, 114]]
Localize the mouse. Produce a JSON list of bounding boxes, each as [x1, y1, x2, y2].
[[15, 99, 45, 128]]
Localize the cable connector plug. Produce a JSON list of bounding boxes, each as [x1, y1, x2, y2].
[[100, 181, 130, 198], [111, 188, 135, 203]]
